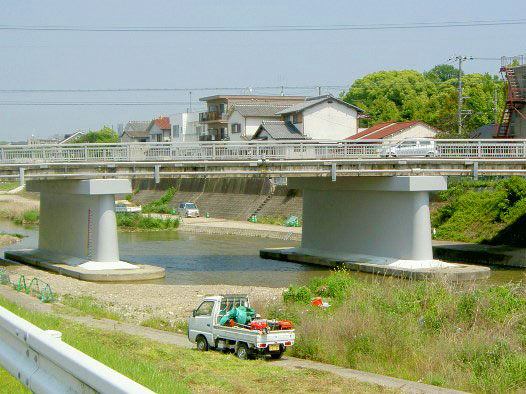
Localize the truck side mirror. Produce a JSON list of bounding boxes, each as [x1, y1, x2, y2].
[[192, 309, 196, 317]]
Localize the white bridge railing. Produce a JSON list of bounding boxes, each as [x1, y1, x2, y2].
[[1, 140, 526, 164], [0, 305, 154, 394]]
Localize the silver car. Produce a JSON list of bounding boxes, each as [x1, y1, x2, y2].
[[177, 202, 200, 218], [380, 139, 437, 158]]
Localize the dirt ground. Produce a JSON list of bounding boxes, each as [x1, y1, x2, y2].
[[0, 259, 284, 323]]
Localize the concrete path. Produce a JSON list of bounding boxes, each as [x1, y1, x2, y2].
[[0, 286, 467, 394]]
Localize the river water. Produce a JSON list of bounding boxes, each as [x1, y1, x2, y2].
[[0, 220, 524, 287]]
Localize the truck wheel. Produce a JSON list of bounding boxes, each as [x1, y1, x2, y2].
[[236, 343, 250, 360], [270, 351, 284, 360], [196, 335, 209, 351]]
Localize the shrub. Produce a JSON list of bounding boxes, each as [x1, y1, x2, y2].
[[116, 213, 179, 230], [142, 187, 177, 214]]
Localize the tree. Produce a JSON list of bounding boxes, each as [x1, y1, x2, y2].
[[424, 64, 459, 82], [74, 126, 119, 143], [341, 67, 506, 135]]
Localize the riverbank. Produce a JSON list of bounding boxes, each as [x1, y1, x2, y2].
[[261, 270, 526, 393], [0, 294, 391, 394], [0, 258, 283, 323]]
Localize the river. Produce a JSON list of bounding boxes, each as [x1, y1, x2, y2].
[[0, 220, 524, 287]]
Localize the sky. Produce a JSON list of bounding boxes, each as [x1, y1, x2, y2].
[[0, 0, 525, 141]]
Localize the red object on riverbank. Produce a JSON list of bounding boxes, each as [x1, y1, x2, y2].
[[311, 297, 323, 307]]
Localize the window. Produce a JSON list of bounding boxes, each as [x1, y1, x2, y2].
[[400, 141, 417, 147], [173, 125, 180, 138], [292, 113, 302, 124], [231, 123, 241, 133], [195, 301, 214, 316], [179, 203, 185, 208], [196, 126, 206, 136]]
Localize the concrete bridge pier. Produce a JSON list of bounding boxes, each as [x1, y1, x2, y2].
[[6, 179, 165, 281], [261, 176, 490, 280]]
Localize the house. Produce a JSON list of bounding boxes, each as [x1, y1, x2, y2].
[[60, 131, 85, 144], [120, 121, 150, 142], [252, 121, 307, 140], [346, 121, 438, 140], [147, 117, 171, 142], [227, 104, 294, 140], [275, 94, 365, 140], [170, 111, 206, 142], [198, 95, 306, 141]]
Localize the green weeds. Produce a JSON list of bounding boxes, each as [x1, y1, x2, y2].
[[116, 213, 179, 230], [142, 187, 177, 214], [271, 270, 526, 393]]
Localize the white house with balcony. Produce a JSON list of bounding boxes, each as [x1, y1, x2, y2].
[[170, 111, 206, 142]]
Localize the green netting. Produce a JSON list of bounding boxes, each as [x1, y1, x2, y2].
[[0, 267, 55, 303]]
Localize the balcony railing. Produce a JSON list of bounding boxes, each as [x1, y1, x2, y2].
[[199, 111, 227, 122]]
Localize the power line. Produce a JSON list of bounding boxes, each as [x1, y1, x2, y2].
[[0, 80, 507, 95], [0, 19, 525, 32], [0, 101, 207, 106]]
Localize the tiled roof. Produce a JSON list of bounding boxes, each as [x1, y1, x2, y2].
[[232, 104, 291, 117], [276, 94, 365, 115], [154, 116, 171, 130], [252, 121, 306, 140], [122, 121, 150, 137], [346, 121, 430, 140]]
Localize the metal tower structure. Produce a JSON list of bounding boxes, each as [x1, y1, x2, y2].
[[495, 55, 526, 138]]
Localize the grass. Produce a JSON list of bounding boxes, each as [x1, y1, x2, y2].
[[59, 294, 123, 321], [13, 209, 39, 225], [0, 182, 19, 192], [116, 213, 179, 230], [431, 177, 526, 245], [142, 187, 177, 214], [140, 316, 188, 334], [0, 296, 395, 394], [259, 269, 526, 393], [254, 215, 302, 226]]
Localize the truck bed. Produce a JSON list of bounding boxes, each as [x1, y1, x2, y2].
[[213, 324, 295, 344]]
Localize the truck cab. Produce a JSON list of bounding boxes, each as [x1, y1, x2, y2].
[[188, 294, 294, 359]]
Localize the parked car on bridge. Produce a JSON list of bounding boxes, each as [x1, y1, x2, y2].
[[379, 139, 437, 158], [177, 202, 200, 217]]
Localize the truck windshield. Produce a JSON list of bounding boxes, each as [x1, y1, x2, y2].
[[195, 301, 214, 316], [186, 203, 197, 209]]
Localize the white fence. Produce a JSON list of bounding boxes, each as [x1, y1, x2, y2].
[[0, 305, 154, 394], [3, 140, 526, 164]]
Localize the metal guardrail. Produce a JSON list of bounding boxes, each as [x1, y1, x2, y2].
[[0, 305, 154, 394], [2, 140, 526, 165]]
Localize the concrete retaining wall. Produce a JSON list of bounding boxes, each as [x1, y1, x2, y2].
[[132, 178, 303, 220]]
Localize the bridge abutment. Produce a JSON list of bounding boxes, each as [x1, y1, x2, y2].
[[261, 176, 489, 280], [6, 179, 165, 281]]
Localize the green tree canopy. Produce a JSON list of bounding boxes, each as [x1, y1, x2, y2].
[[424, 64, 460, 82], [341, 67, 505, 136], [74, 126, 119, 143]]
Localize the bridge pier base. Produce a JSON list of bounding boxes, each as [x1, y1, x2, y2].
[[6, 179, 165, 281], [261, 176, 489, 280]]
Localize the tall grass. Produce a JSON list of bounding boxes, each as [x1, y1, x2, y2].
[[264, 269, 526, 393], [142, 187, 177, 214], [116, 213, 179, 230]]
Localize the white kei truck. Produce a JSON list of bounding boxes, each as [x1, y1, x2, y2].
[[188, 294, 295, 360]]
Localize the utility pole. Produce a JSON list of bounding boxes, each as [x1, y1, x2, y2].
[[189, 91, 192, 112], [449, 55, 473, 134], [493, 86, 498, 124], [317, 86, 321, 96]]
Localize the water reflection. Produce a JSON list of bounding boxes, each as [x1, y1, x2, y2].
[[0, 219, 524, 288]]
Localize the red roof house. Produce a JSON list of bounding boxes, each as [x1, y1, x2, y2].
[[346, 121, 438, 140]]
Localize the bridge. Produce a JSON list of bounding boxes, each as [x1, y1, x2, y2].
[[3, 140, 526, 181], [6, 139, 519, 280]]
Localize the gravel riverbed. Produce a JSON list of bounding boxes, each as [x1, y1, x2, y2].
[[0, 260, 284, 323]]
